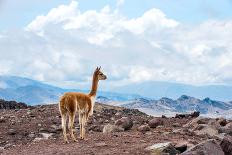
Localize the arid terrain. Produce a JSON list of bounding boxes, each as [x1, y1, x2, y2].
[[0, 100, 231, 155]]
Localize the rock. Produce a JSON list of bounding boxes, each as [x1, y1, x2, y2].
[[219, 122, 232, 135], [0, 117, 5, 123], [39, 133, 53, 139], [115, 117, 133, 130], [175, 142, 188, 153], [148, 118, 164, 128], [191, 111, 200, 118], [28, 133, 35, 138], [173, 123, 181, 127], [161, 115, 167, 118], [89, 125, 103, 132], [8, 129, 16, 135], [95, 142, 107, 147], [217, 118, 227, 126], [4, 143, 12, 149], [137, 125, 150, 132], [183, 117, 210, 129], [33, 138, 43, 142], [103, 124, 124, 133], [145, 142, 179, 155], [181, 139, 224, 155], [115, 112, 122, 116], [220, 135, 232, 155], [49, 125, 62, 133], [194, 125, 219, 138], [175, 111, 200, 119]]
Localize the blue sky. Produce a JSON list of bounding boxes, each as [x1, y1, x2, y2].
[[0, 0, 232, 89], [1, 0, 232, 30]]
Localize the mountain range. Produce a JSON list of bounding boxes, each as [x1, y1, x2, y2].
[[108, 95, 232, 118], [1, 75, 232, 119], [0, 76, 140, 105], [111, 81, 232, 101]]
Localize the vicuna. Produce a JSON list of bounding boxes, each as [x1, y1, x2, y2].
[[59, 67, 107, 143]]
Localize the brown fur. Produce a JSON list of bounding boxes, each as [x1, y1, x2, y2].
[[59, 67, 106, 143]]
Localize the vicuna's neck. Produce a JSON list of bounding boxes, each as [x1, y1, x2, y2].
[[89, 73, 98, 97]]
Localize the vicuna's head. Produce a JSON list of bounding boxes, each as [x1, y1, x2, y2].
[[94, 67, 107, 80]]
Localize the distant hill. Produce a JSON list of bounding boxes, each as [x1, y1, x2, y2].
[[106, 95, 232, 119], [111, 81, 232, 101], [0, 76, 141, 105]]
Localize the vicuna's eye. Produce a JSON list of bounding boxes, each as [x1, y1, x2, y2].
[[99, 73, 103, 75]]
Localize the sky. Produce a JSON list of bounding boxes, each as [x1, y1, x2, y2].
[[0, 0, 232, 89]]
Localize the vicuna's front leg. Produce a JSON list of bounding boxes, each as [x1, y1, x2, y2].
[[68, 113, 77, 142]]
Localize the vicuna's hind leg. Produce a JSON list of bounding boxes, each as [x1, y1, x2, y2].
[[79, 113, 83, 139], [82, 113, 88, 140], [68, 113, 77, 142], [61, 112, 68, 143]]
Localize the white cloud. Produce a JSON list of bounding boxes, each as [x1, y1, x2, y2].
[[0, 1, 232, 89], [116, 0, 125, 7]]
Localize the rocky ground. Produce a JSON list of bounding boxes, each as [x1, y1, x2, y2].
[[0, 100, 231, 155]]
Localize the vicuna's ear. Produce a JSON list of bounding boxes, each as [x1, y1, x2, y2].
[[96, 66, 101, 71]]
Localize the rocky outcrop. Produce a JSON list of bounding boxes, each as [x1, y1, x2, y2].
[[0, 99, 28, 109], [175, 111, 200, 119]]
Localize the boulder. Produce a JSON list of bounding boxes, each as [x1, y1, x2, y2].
[[183, 117, 210, 129], [115, 117, 133, 130], [148, 118, 164, 128], [219, 122, 232, 135], [103, 124, 124, 133], [194, 125, 219, 138], [220, 135, 232, 155], [217, 118, 227, 127], [175, 142, 188, 153], [137, 125, 150, 132], [145, 142, 180, 155], [181, 139, 224, 155]]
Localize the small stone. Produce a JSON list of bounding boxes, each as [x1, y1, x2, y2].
[[95, 142, 107, 147], [28, 133, 35, 138], [8, 129, 16, 135], [40, 133, 53, 139], [33, 138, 43, 142]]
